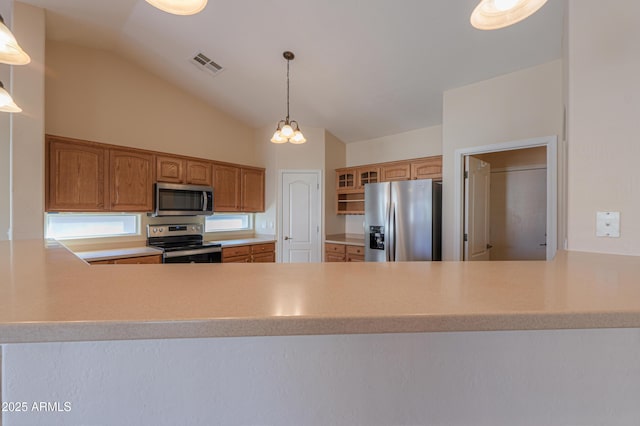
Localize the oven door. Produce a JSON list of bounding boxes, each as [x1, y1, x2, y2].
[[163, 247, 222, 264]]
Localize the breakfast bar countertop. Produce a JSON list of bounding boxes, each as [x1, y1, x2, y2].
[[2, 239, 640, 344]]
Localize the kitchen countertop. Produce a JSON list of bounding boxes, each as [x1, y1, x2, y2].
[[209, 237, 276, 248], [325, 234, 365, 246], [75, 246, 164, 262], [2, 239, 640, 344]]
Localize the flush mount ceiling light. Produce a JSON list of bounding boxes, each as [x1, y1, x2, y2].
[[0, 14, 30, 65], [470, 0, 548, 30], [271, 51, 306, 144], [0, 81, 22, 113], [145, 0, 208, 15]]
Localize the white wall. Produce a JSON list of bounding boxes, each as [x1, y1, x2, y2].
[[566, 0, 640, 255], [442, 60, 564, 260], [344, 125, 442, 235], [4, 328, 640, 425]]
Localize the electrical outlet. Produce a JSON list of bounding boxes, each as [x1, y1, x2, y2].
[[596, 211, 620, 237]]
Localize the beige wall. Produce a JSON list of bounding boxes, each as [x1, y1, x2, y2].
[[11, 2, 45, 240], [45, 41, 258, 166], [346, 125, 442, 166], [324, 130, 346, 235], [254, 126, 326, 240], [0, 0, 12, 240], [344, 124, 443, 234], [442, 60, 564, 260], [566, 0, 640, 255]]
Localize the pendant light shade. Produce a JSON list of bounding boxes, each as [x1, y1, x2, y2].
[[145, 0, 208, 15], [270, 51, 306, 145], [0, 14, 30, 65], [0, 81, 22, 113], [470, 0, 548, 30]]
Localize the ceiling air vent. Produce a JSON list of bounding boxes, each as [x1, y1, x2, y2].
[[190, 52, 224, 76]]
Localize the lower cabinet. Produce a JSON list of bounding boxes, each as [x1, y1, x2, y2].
[[89, 255, 162, 265], [325, 243, 365, 262], [222, 242, 275, 263]]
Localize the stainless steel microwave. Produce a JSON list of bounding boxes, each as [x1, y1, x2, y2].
[[152, 183, 214, 217]]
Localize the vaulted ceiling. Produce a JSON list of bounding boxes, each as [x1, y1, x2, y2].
[[20, 0, 565, 142]]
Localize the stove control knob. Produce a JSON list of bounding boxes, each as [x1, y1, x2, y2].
[[153, 228, 157, 233], [191, 226, 196, 231]]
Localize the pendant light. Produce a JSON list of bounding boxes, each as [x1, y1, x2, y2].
[[0, 14, 30, 65], [145, 0, 208, 16], [470, 0, 548, 30], [0, 81, 22, 113], [271, 51, 306, 145]]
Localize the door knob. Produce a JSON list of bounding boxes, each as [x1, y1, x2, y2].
[[486, 244, 493, 249], [284, 236, 293, 240]]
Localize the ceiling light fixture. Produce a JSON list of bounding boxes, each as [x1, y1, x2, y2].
[[145, 0, 208, 16], [271, 51, 306, 144], [0, 81, 22, 113], [470, 0, 548, 30], [0, 14, 30, 65]]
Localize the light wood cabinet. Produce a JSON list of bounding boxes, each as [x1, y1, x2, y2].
[[213, 164, 241, 212], [381, 162, 411, 181], [186, 160, 212, 186], [324, 243, 364, 262], [336, 169, 356, 191], [356, 167, 380, 189], [46, 136, 109, 212], [109, 149, 154, 212], [156, 155, 184, 184], [411, 156, 442, 180], [89, 254, 162, 265], [222, 242, 275, 263], [241, 168, 265, 212]]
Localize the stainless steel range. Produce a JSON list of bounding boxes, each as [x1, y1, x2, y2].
[[147, 224, 221, 263]]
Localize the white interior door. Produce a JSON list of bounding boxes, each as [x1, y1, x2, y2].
[[464, 156, 491, 261], [281, 171, 321, 263]]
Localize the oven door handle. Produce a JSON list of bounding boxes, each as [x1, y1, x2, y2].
[[163, 246, 222, 258]]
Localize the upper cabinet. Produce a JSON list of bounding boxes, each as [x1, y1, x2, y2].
[[156, 156, 212, 186], [109, 149, 154, 212], [411, 155, 442, 180], [186, 160, 212, 186], [46, 136, 109, 212], [334, 155, 442, 215], [45, 135, 264, 214], [212, 164, 241, 212], [241, 168, 265, 212]]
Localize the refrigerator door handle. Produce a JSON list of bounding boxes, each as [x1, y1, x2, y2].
[[389, 202, 396, 262], [386, 200, 392, 262]]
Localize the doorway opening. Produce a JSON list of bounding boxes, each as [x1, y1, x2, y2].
[[454, 136, 557, 261]]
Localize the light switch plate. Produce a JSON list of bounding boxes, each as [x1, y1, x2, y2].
[[596, 211, 620, 237]]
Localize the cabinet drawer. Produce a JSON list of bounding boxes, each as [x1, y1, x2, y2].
[[222, 245, 251, 259], [325, 243, 346, 254], [224, 255, 251, 263], [346, 253, 364, 262], [252, 252, 275, 263], [325, 253, 346, 262], [251, 243, 275, 254], [346, 245, 364, 256], [113, 255, 162, 264]]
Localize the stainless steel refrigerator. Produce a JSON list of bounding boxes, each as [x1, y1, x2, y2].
[[364, 179, 442, 262]]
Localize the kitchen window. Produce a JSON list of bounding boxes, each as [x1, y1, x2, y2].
[[205, 213, 252, 232], [45, 213, 140, 239]]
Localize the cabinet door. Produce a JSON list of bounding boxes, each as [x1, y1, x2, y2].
[[381, 162, 411, 181], [241, 168, 265, 212], [212, 165, 241, 212], [411, 156, 442, 180], [109, 149, 154, 212], [156, 155, 185, 183], [252, 252, 275, 263], [46, 137, 108, 212], [336, 169, 356, 191], [356, 167, 380, 189], [222, 245, 251, 263], [346, 245, 365, 262], [186, 160, 212, 186]]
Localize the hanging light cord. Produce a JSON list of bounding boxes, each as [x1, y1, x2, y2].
[[285, 57, 290, 122]]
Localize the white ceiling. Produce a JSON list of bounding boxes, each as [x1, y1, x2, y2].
[[20, 0, 565, 143]]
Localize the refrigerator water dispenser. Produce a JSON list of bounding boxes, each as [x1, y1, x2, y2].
[[369, 226, 385, 250]]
